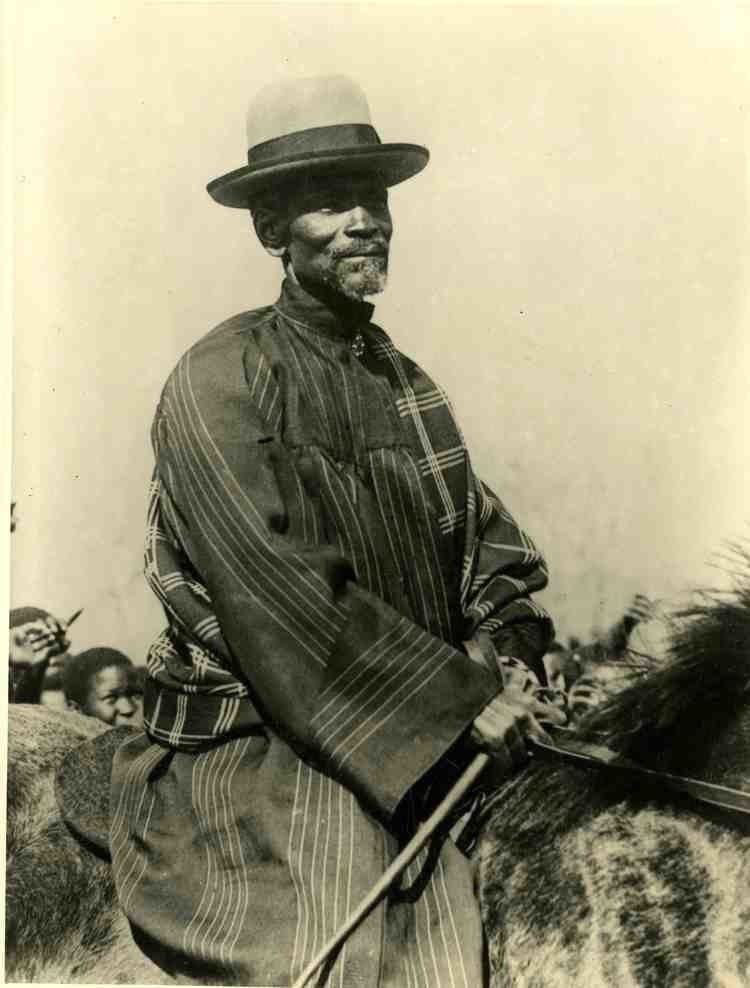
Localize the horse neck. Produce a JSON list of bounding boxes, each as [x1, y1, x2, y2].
[[648, 700, 750, 793]]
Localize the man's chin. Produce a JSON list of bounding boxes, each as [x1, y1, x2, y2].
[[334, 258, 388, 301]]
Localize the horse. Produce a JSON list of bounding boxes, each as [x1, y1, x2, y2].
[[6, 572, 750, 985], [479, 567, 750, 987], [5, 704, 175, 984]]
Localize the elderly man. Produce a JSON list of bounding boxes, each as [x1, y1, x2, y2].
[[111, 76, 560, 987]]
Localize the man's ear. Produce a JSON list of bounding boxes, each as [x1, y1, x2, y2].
[[252, 207, 288, 258]]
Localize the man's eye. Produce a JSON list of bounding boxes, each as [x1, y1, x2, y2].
[[318, 199, 348, 213]]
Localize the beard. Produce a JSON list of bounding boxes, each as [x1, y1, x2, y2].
[[325, 254, 389, 301]]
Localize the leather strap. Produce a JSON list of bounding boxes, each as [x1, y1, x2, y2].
[[530, 731, 750, 816]]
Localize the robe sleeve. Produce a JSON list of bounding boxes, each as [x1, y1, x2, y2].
[[462, 474, 554, 686], [152, 332, 499, 824]]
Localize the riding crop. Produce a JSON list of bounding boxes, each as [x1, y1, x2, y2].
[[290, 750, 490, 988]]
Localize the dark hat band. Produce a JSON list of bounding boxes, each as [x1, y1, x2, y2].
[[248, 123, 381, 166]]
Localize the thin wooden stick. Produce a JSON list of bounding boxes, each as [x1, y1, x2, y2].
[[291, 751, 490, 988]]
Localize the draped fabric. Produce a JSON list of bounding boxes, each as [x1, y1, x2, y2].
[[110, 279, 553, 986]]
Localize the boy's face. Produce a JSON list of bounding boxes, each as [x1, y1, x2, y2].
[[82, 665, 143, 727]]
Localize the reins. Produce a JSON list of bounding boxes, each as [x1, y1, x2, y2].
[[528, 730, 750, 816]]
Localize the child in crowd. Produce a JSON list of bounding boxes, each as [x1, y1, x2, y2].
[[63, 647, 143, 728]]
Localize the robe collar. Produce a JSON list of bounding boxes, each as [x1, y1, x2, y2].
[[274, 277, 374, 342]]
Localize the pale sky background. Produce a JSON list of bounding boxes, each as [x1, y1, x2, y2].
[[8, 2, 750, 663]]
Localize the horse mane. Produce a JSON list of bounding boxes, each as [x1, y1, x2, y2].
[[576, 544, 750, 765]]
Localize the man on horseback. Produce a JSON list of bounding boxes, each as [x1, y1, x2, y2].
[[111, 76, 563, 987]]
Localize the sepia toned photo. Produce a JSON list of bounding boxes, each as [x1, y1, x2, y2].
[[5, 3, 750, 985]]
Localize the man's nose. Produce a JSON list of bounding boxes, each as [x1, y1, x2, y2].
[[345, 205, 384, 237]]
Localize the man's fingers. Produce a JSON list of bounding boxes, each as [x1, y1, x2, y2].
[[521, 712, 552, 744], [473, 722, 527, 769], [532, 687, 568, 725], [501, 702, 551, 744], [528, 698, 567, 727], [27, 625, 69, 657], [472, 701, 535, 766], [503, 686, 568, 728]]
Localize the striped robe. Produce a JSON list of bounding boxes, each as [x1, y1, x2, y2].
[[110, 278, 553, 987]]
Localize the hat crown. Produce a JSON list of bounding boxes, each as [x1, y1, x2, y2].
[[246, 75, 374, 150], [208, 75, 428, 208]]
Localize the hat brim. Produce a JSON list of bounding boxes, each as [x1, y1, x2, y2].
[[207, 143, 429, 208]]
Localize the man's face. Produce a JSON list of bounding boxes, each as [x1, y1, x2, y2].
[[82, 665, 143, 728], [284, 175, 393, 301]]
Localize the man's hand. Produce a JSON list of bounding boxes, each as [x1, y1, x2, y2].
[[9, 616, 70, 669], [471, 686, 566, 771]]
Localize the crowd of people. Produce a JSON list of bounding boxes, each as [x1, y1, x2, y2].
[[8, 604, 144, 729]]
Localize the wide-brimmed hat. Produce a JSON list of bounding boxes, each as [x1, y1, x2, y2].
[[207, 75, 429, 209]]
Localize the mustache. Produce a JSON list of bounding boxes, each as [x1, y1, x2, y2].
[[332, 244, 389, 259]]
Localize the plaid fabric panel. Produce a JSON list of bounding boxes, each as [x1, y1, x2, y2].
[[143, 473, 262, 749], [367, 329, 469, 537], [259, 308, 468, 643], [461, 473, 554, 675]]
